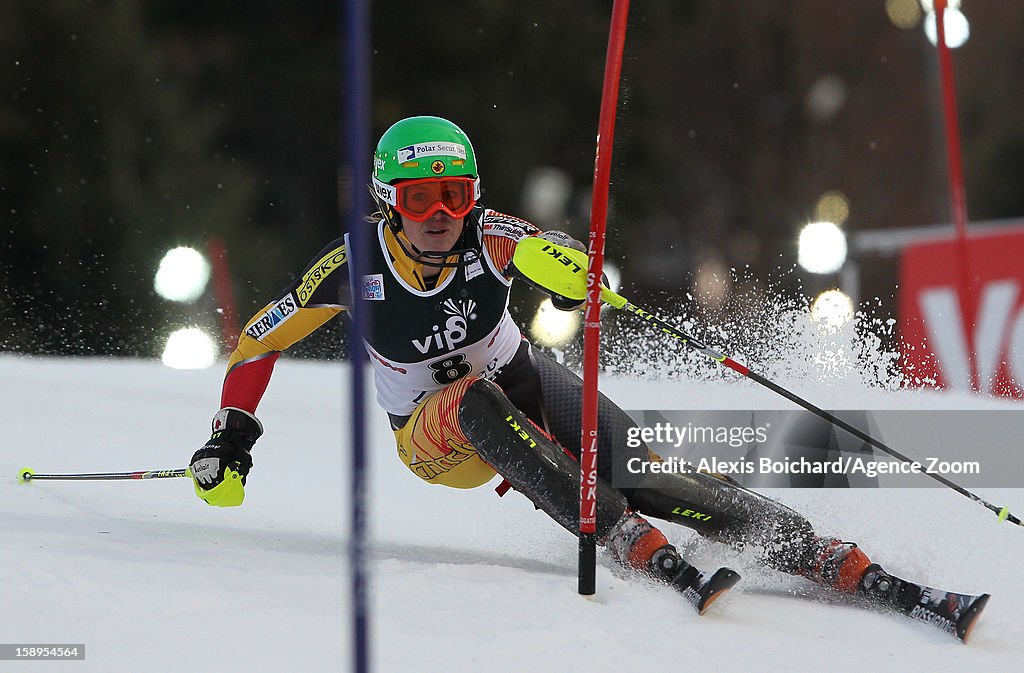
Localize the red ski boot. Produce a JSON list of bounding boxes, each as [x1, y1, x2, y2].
[[802, 537, 873, 593], [605, 511, 740, 614]]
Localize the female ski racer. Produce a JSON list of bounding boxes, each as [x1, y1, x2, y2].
[[189, 117, 979, 623]]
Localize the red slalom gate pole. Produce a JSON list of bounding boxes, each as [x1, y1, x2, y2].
[[935, 0, 969, 239], [934, 0, 977, 388], [206, 237, 240, 352], [580, 0, 630, 596]]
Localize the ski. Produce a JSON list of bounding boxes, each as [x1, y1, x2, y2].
[[859, 564, 990, 642], [677, 567, 741, 616]]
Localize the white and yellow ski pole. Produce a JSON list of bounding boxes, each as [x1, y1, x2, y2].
[[19, 467, 188, 482]]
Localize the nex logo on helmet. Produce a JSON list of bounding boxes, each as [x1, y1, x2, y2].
[[372, 178, 396, 204]]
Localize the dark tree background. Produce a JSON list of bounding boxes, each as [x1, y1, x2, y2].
[[3, 1, 1023, 357]]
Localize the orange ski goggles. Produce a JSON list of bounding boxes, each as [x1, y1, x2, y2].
[[373, 175, 481, 222]]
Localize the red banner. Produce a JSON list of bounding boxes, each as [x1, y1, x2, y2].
[[899, 227, 1024, 397]]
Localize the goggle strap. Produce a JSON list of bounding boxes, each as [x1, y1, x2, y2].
[[371, 175, 398, 206]]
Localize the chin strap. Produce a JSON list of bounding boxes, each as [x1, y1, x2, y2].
[[387, 206, 485, 270]]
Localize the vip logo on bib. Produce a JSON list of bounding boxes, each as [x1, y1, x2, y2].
[[412, 299, 477, 354], [362, 274, 385, 301]]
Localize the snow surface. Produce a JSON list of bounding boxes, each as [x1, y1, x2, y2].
[[3, 354, 1023, 673]]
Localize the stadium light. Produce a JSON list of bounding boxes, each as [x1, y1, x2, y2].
[[603, 261, 622, 293], [886, 0, 923, 29], [521, 166, 573, 225], [810, 289, 855, 330], [161, 327, 218, 369], [814, 190, 850, 226], [154, 247, 211, 303], [798, 221, 847, 274], [922, 2, 970, 48], [530, 298, 582, 348]]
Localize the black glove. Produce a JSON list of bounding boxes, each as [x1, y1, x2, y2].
[[190, 407, 263, 506], [550, 292, 587, 311], [549, 272, 611, 310]]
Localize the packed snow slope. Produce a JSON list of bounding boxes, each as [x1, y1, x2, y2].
[[2, 355, 1023, 673]]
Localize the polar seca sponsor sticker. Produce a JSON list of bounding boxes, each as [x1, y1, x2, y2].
[[397, 142, 467, 163]]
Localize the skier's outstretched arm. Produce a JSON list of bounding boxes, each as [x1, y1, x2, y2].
[[189, 238, 350, 507]]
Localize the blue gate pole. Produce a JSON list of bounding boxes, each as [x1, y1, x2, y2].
[[342, 0, 370, 671]]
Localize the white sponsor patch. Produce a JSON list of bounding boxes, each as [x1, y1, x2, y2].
[[191, 457, 220, 484], [245, 295, 298, 340], [464, 251, 484, 281], [362, 274, 385, 300], [483, 211, 536, 240], [397, 142, 467, 163], [212, 409, 230, 432], [484, 220, 533, 241]]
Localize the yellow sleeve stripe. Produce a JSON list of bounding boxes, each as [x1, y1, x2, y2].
[[297, 245, 347, 306]]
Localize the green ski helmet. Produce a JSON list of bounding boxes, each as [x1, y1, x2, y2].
[[370, 116, 483, 266], [373, 116, 477, 183], [372, 117, 480, 217]]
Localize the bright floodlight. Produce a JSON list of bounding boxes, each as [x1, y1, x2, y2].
[[923, 7, 970, 48], [603, 261, 621, 293], [810, 290, 855, 330], [529, 298, 582, 348], [162, 327, 218, 370], [798, 221, 847, 274], [154, 247, 211, 303]]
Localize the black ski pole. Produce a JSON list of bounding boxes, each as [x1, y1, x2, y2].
[[598, 288, 1021, 527], [19, 467, 189, 482], [510, 237, 1022, 526]]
